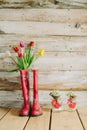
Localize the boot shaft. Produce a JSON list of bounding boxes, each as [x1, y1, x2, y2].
[[31, 69, 43, 116], [20, 69, 30, 105], [20, 69, 29, 92], [33, 69, 38, 100]]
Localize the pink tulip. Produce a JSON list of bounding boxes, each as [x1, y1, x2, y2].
[[20, 41, 25, 48], [67, 98, 74, 103]]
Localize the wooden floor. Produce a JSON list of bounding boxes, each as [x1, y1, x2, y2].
[[0, 107, 87, 130]]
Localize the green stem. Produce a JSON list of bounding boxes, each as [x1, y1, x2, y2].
[[10, 56, 18, 66], [22, 57, 26, 69]]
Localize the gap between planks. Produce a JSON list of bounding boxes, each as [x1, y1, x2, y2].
[[77, 108, 87, 130], [76, 109, 85, 130], [0, 108, 10, 120]]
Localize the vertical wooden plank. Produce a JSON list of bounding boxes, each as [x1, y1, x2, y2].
[[0, 108, 9, 119], [25, 109, 50, 130], [0, 108, 28, 130], [77, 107, 87, 130], [51, 111, 83, 130]]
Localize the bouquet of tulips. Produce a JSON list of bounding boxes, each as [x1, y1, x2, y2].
[[8, 41, 44, 72]]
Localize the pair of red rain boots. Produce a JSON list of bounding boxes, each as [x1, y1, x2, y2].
[[19, 69, 42, 116]]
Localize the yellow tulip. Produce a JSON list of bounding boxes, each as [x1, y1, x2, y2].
[[39, 49, 45, 56]]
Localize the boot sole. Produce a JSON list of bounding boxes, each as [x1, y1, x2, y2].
[[19, 114, 29, 117], [30, 113, 43, 117]]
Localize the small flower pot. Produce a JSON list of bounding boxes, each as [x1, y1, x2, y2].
[[67, 98, 77, 111], [50, 91, 62, 111], [67, 92, 77, 111], [51, 99, 62, 111]]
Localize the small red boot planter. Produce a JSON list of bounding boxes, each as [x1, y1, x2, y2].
[[19, 69, 30, 116], [50, 91, 62, 111], [67, 92, 77, 111], [31, 69, 43, 116]]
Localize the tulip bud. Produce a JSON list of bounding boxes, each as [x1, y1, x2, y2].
[[18, 52, 23, 58], [29, 41, 35, 47], [13, 46, 19, 52], [39, 49, 44, 56], [20, 41, 25, 48]]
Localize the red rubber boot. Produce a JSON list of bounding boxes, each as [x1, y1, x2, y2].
[[31, 69, 43, 116], [19, 69, 30, 116]]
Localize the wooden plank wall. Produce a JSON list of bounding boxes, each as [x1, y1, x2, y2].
[[0, 0, 87, 8], [0, 8, 87, 91], [0, 0, 87, 108]]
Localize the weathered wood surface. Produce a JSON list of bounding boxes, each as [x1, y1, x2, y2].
[[0, 78, 20, 90], [0, 21, 87, 36], [25, 109, 50, 130], [1, 35, 87, 52], [0, 70, 87, 90], [0, 107, 87, 130], [0, 109, 28, 130], [0, 0, 87, 8], [1, 52, 87, 71], [0, 9, 87, 23], [51, 110, 83, 130], [0, 108, 9, 119], [0, 9, 87, 91], [0, 90, 87, 108], [77, 107, 87, 130]]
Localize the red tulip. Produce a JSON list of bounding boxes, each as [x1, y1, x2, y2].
[[13, 46, 19, 52], [29, 41, 35, 47], [18, 52, 23, 58]]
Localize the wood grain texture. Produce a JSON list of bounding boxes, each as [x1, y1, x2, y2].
[[51, 111, 83, 130], [0, 70, 87, 90], [1, 34, 87, 52], [38, 71, 87, 90], [0, 109, 28, 130], [0, 52, 87, 71], [0, 21, 87, 36], [77, 107, 87, 130], [0, 9, 87, 23], [0, 7, 87, 104], [0, 0, 87, 8], [0, 78, 20, 90], [0, 107, 87, 130], [0, 108, 9, 119], [25, 109, 50, 130], [0, 90, 87, 108], [56, 0, 87, 9]]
